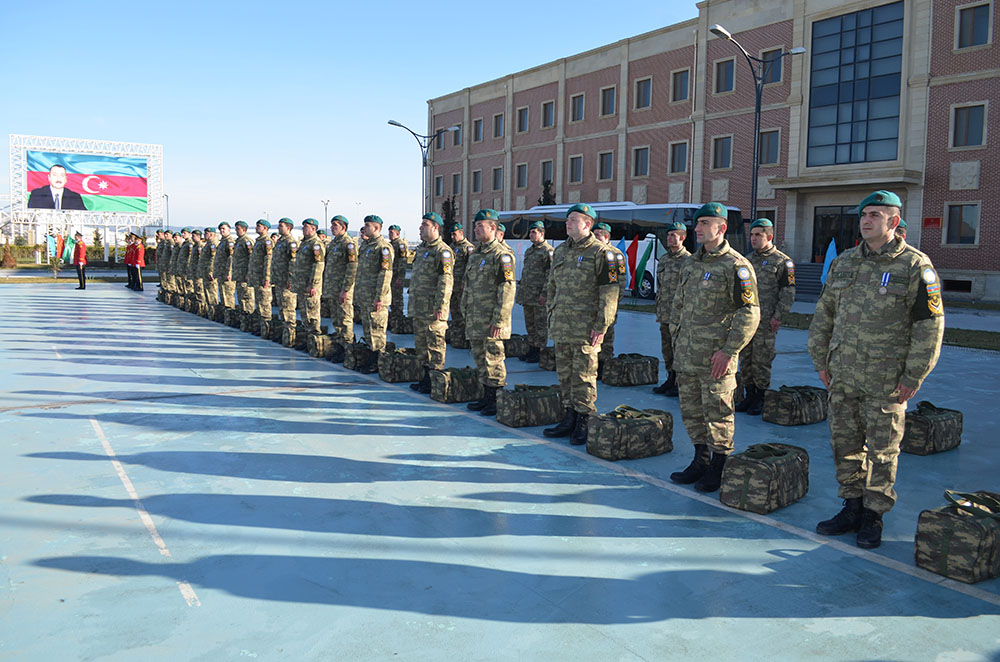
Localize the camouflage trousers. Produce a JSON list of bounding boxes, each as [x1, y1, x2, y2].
[[658, 323, 676, 371], [470, 337, 507, 387], [522, 303, 547, 349], [192, 279, 206, 308], [237, 282, 255, 314], [449, 288, 466, 339], [739, 325, 777, 389], [554, 341, 600, 414], [360, 302, 389, 352], [828, 385, 906, 514], [279, 289, 297, 329], [297, 291, 322, 334], [325, 292, 354, 343], [677, 370, 738, 454], [204, 279, 220, 307], [414, 318, 447, 370], [254, 285, 272, 318], [161, 274, 174, 293], [598, 316, 618, 362], [220, 280, 236, 310], [390, 280, 405, 326]]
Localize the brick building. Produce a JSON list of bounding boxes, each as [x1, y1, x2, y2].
[[428, 0, 999, 300]]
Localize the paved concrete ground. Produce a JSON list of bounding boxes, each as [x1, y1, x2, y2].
[[1, 283, 998, 662]]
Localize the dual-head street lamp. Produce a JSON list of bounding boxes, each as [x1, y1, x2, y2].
[[388, 120, 461, 214], [710, 24, 805, 224]]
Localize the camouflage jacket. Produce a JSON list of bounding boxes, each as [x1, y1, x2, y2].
[[231, 233, 254, 282], [600, 240, 628, 297], [270, 234, 298, 290], [355, 235, 393, 305], [515, 241, 553, 304], [391, 237, 408, 281], [156, 239, 170, 271], [248, 234, 273, 287], [323, 232, 358, 296], [546, 232, 620, 344], [655, 245, 691, 322], [462, 238, 515, 338], [808, 237, 944, 396], [748, 245, 795, 324], [408, 237, 454, 319], [670, 239, 760, 373], [174, 239, 192, 278], [186, 241, 202, 280], [450, 237, 475, 295], [199, 236, 220, 280], [292, 235, 326, 294], [213, 234, 237, 281]]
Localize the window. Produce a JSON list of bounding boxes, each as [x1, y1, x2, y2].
[[598, 152, 614, 180], [434, 175, 443, 196], [670, 142, 688, 173], [452, 173, 462, 195], [472, 170, 482, 193], [946, 203, 979, 244], [435, 130, 445, 150], [759, 129, 780, 164], [762, 49, 783, 84], [541, 101, 555, 128], [600, 86, 616, 116], [953, 104, 986, 147], [712, 136, 732, 169], [671, 69, 689, 102], [492, 166, 503, 191], [570, 94, 585, 122], [516, 106, 529, 133], [715, 59, 734, 93], [473, 118, 483, 142], [635, 78, 652, 109], [515, 163, 528, 188], [957, 3, 990, 49], [540, 159, 553, 185], [633, 147, 649, 177], [568, 155, 583, 183], [453, 124, 462, 146], [493, 113, 504, 139]]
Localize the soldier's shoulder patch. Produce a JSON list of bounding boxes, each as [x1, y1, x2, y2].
[[786, 260, 796, 286], [380, 246, 391, 270], [922, 267, 937, 284], [548, 249, 554, 260], [441, 250, 453, 275], [290, 242, 298, 252], [737, 266, 751, 280], [467, 245, 474, 254], [313, 243, 321, 253], [500, 253, 515, 282], [382, 247, 391, 256], [786, 260, 795, 270]]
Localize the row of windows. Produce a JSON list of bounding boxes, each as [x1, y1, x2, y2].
[[712, 48, 786, 94]]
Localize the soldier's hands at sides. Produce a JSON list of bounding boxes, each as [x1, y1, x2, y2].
[[818, 369, 831, 389], [373, 300, 383, 312], [896, 383, 917, 404], [538, 295, 546, 306], [710, 351, 732, 380], [589, 330, 605, 347], [339, 291, 347, 304], [264, 280, 270, 288], [770, 317, 781, 333], [488, 324, 502, 339], [308, 287, 316, 297], [435, 311, 444, 321]]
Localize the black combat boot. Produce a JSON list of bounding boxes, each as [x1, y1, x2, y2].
[[328, 343, 346, 364], [467, 386, 489, 411], [597, 360, 605, 381], [653, 371, 677, 395], [361, 350, 380, 374], [569, 413, 590, 446], [410, 367, 429, 392], [735, 385, 757, 412], [856, 507, 883, 549], [480, 386, 499, 416], [417, 368, 433, 394], [669, 444, 711, 484], [543, 408, 578, 437], [747, 387, 766, 416], [816, 497, 864, 536], [693, 452, 729, 493], [521, 347, 540, 363]]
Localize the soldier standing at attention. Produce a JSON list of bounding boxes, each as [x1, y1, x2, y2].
[[248, 220, 273, 335], [809, 190, 944, 549], [408, 212, 454, 393], [542, 204, 620, 445], [232, 221, 255, 330], [448, 222, 475, 347], [516, 220, 552, 363], [292, 218, 326, 343], [199, 226, 221, 318], [736, 218, 796, 415], [652, 221, 691, 396], [270, 218, 299, 346], [462, 209, 515, 416], [172, 228, 192, 309], [592, 222, 627, 377], [668, 202, 760, 493], [213, 221, 237, 323], [155, 230, 168, 299], [895, 218, 907, 241], [133, 234, 146, 291], [496, 223, 513, 251], [355, 215, 394, 373], [388, 224, 408, 330], [323, 215, 358, 362], [187, 229, 204, 314]]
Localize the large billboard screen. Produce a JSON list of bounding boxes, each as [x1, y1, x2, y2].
[[26, 150, 148, 213]]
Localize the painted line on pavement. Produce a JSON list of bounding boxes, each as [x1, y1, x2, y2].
[[50, 345, 63, 359]]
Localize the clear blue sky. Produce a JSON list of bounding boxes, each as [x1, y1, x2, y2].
[[0, 1, 697, 238]]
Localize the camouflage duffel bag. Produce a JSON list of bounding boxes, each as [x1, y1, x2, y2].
[[430, 366, 483, 404], [389, 316, 414, 335], [601, 354, 659, 386], [761, 386, 828, 426], [445, 327, 470, 349], [901, 401, 963, 455], [308, 334, 335, 359], [587, 405, 673, 461], [343, 341, 395, 372], [379, 347, 423, 383], [539, 346, 556, 371], [915, 490, 1000, 584], [496, 385, 563, 428], [719, 443, 809, 514], [269, 316, 284, 342], [503, 334, 531, 359]]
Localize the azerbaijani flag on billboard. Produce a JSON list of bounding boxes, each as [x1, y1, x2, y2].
[[26, 150, 148, 213]]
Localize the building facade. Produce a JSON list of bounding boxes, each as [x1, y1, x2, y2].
[[428, 0, 999, 300]]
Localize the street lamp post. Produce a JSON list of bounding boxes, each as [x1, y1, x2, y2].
[[709, 24, 805, 222], [388, 120, 461, 215], [321, 199, 330, 232]]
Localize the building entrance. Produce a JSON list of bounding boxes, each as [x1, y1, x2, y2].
[[812, 206, 859, 262]]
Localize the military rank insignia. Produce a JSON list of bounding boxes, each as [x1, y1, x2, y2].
[[923, 267, 942, 316], [615, 252, 626, 276], [290, 242, 298, 255], [606, 250, 618, 283], [501, 253, 515, 282], [313, 244, 322, 258], [210, 244, 217, 254], [441, 250, 452, 275], [265, 240, 272, 254], [467, 245, 474, 255], [786, 260, 796, 286], [737, 266, 756, 305], [380, 247, 391, 270], [347, 243, 357, 262], [548, 249, 554, 261]]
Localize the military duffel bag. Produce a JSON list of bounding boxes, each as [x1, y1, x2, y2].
[[601, 354, 659, 386], [269, 316, 284, 342], [389, 316, 414, 335], [719, 443, 809, 514], [343, 341, 395, 372], [587, 405, 673, 461], [496, 385, 563, 428], [430, 366, 483, 404], [379, 347, 423, 383], [308, 334, 335, 358], [445, 327, 470, 349], [901, 401, 963, 455], [539, 346, 556, 371], [915, 490, 1000, 584], [761, 386, 828, 426], [503, 334, 531, 359]]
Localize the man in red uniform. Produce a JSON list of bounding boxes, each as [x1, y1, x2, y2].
[[72, 231, 87, 289], [124, 235, 134, 289], [133, 234, 146, 291]]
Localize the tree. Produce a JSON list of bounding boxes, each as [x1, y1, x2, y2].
[[1, 240, 15, 268], [538, 179, 556, 206], [442, 195, 458, 226]]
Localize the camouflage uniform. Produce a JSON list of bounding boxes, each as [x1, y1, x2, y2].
[[232, 231, 256, 318], [389, 234, 408, 328], [172, 236, 192, 307], [742, 244, 795, 389], [462, 237, 515, 386], [516, 240, 553, 350], [655, 244, 691, 372], [597, 241, 627, 364], [155, 236, 171, 297], [355, 234, 394, 351], [292, 232, 325, 335], [249, 233, 274, 323], [199, 234, 220, 314], [808, 236, 944, 514], [408, 237, 454, 370], [323, 232, 358, 343], [187, 239, 204, 313], [213, 231, 238, 315], [449, 235, 475, 342], [271, 233, 298, 334]]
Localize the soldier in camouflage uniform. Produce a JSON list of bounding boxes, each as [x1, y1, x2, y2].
[[736, 218, 796, 415], [248, 219, 273, 336], [213, 221, 237, 323], [388, 224, 408, 331], [270, 218, 298, 346], [199, 226, 221, 319], [496, 223, 513, 252], [462, 209, 515, 416], [516, 220, 552, 363], [231, 220, 255, 330], [355, 215, 394, 373], [809, 190, 944, 549], [652, 221, 691, 396], [895, 218, 907, 241], [592, 222, 627, 377], [155, 230, 170, 301], [542, 204, 621, 445], [407, 212, 454, 393], [448, 222, 475, 347], [668, 202, 760, 493], [187, 230, 204, 314], [171, 228, 192, 309], [323, 215, 357, 362], [291, 218, 326, 345]]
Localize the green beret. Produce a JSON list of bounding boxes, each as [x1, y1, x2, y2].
[[594, 222, 611, 233], [528, 221, 545, 230], [217, 220, 231, 229], [181, 227, 191, 233], [278, 217, 294, 228], [898, 218, 907, 229], [474, 209, 499, 222], [192, 229, 202, 236], [317, 229, 327, 236], [449, 223, 464, 233], [750, 218, 774, 230], [204, 227, 215, 234], [256, 219, 271, 229], [364, 214, 383, 226], [666, 221, 687, 233], [422, 212, 444, 226], [497, 223, 506, 233], [857, 190, 902, 214], [694, 202, 727, 222], [302, 218, 319, 228], [234, 220, 248, 229], [331, 215, 349, 227], [566, 203, 596, 219], [388, 224, 401, 232]]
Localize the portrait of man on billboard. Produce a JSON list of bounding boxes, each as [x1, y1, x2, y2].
[[27, 164, 88, 210]]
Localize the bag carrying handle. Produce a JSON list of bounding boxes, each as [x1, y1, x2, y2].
[[944, 490, 1000, 520], [742, 443, 793, 460], [610, 405, 660, 420]]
